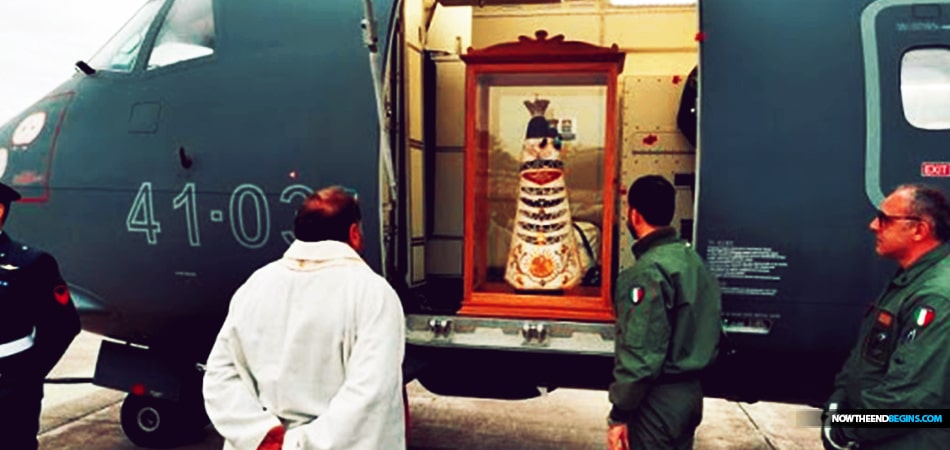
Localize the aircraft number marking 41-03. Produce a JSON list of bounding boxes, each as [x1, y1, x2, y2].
[[126, 182, 313, 249]]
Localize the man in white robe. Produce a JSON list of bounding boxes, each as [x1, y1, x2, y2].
[[203, 186, 406, 450]]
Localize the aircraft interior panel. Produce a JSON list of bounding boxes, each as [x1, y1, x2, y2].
[[410, 147, 426, 241], [623, 75, 694, 133], [407, 50, 426, 143], [623, 50, 698, 76], [426, 239, 464, 276], [425, 15, 467, 284], [422, 8, 469, 299], [426, 63, 464, 286], [471, 11, 601, 49], [426, 4, 472, 54], [405, 0, 427, 49], [433, 57, 466, 148], [602, 7, 696, 51], [430, 152, 464, 238], [412, 244, 427, 283], [402, 0, 430, 289]]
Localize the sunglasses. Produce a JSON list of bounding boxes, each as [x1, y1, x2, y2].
[[875, 209, 921, 225]]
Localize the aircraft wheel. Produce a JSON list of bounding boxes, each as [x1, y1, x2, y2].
[[120, 395, 205, 448]]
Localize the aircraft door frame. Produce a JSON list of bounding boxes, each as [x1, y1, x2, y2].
[[862, 0, 950, 206]]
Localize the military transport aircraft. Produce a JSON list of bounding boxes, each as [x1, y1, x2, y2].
[[2, 0, 948, 447]]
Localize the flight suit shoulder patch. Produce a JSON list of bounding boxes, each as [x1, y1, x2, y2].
[[630, 286, 645, 304], [914, 305, 935, 328], [899, 305, 938, 344]]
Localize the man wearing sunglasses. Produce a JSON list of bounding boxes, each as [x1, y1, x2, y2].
[[822, 184, 950, 450]]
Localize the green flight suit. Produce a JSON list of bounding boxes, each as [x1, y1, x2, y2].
[[826, 244, 950, 449], [609, 227, 722, 449]]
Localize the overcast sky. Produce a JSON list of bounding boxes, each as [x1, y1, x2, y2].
[[0, 0, 146, 124]]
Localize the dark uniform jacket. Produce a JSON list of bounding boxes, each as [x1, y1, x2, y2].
[[608, 227, 722, 421], [0, 232, 80, 384], [827, 244, 950, 449]]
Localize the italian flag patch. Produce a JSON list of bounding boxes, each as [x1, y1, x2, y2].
[[916, 306, 935, 328], [630, 287, 645, 304]]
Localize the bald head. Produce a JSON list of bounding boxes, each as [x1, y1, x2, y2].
[[294, 186, 362, 243]]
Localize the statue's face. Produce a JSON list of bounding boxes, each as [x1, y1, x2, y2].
[[522, 137, 560, 161]]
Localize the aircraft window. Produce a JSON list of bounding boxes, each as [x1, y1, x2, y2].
[[147, 0, 215, 69], [88, 0, 164, 73], [902, 48, 950, 130]]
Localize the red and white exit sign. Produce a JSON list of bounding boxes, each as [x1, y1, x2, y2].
[[922, 162, 950, 177]]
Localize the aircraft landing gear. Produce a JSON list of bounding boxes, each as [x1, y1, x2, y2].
[[120, 394, 208, 449]]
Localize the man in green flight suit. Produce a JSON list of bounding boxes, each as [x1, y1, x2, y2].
[[607, 175, 722, 450], [822, 184, 950, 450]]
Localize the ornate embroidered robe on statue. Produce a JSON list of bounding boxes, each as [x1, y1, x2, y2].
[[504, 100, 583, 290]]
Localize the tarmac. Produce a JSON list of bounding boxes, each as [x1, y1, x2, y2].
[[37, 332, 824, 449]]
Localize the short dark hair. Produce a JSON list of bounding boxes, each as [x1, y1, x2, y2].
[[293, 186, 361, 243], [627, 175, 675, 227], [900, 184, 950, 242]]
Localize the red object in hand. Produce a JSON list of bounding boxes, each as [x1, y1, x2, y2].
[[257, 425, 285, 450], [607, 423, 629, 450]]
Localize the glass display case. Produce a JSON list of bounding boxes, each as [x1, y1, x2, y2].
[[459, 31, 624, 321]]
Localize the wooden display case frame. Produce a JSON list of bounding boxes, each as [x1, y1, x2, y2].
[[458, 30, 625, 322]]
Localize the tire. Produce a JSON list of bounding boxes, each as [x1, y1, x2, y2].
[[119, 395, 206, 449]]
